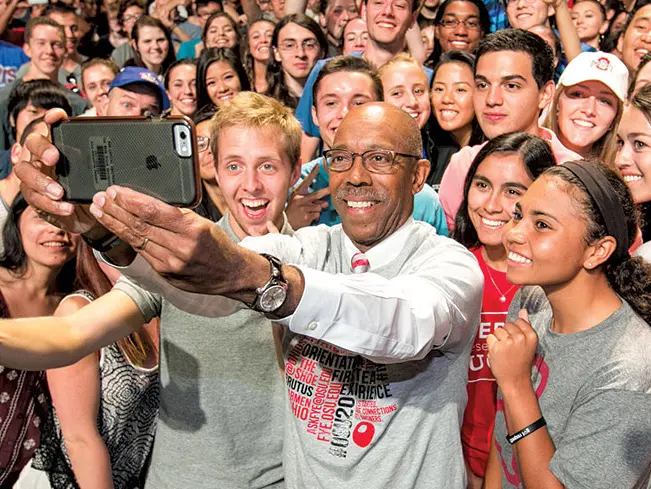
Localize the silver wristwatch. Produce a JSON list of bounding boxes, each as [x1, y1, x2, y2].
[[250, 253, 289, 313]]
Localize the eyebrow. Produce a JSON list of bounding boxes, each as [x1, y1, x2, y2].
[[626, 132, 651, 138], [514, 202, 560, 223]]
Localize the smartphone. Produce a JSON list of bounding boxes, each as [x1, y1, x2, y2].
[[52, 116, 201, 207]]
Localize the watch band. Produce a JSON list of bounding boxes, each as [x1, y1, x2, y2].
[[250, 253, 288, 313], [82, 232, 123, 253]]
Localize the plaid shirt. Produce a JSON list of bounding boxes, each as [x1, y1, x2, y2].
[[483, 0, 509, 32]]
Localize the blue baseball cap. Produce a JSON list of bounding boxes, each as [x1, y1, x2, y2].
[[109, 67, 170, 111]]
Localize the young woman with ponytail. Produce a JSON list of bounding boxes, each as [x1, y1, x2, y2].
[[483, 160, 651, 489]]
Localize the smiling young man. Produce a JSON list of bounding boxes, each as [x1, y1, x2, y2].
[[438, 28, 580, 230], [0, 17, 87, 152], [319, 0, 360, 56], [617, 0, 651, 75], [4, 92, 298, 489]]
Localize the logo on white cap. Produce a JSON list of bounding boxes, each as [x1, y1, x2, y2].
[[591, 57, 613, 72]]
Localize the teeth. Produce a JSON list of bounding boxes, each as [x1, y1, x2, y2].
[[508, 251, 532, 264], [481, 217, 506, 228], [623, 175, 643, 183], [407, 112, 419, 118], [242, 199, 268, 208], [346, 201, 375, 209], [440, 110, 458, 119], [573, 119, 594, 128], [42, 242, 66, 247]]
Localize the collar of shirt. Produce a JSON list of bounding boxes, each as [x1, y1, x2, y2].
[[342, 217, 416, 271]]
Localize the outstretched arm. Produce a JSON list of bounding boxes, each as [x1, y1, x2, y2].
[[0, 290, 144, 370]]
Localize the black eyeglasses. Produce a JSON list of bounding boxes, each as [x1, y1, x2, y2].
[[323, 148, 420, 174], [438, 18, 482, 30]]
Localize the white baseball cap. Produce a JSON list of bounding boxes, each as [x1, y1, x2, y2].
[[557, 51, 629, 102]]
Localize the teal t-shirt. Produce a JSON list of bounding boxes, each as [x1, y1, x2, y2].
[[295, 157, 449, 236]]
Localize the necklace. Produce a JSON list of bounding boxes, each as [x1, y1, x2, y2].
[[485, 266, 517, 303]]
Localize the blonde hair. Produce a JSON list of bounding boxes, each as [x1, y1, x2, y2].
[[211, 92, 302, 168], [378, 53, 427, 83], [543, 85, 623, 167]]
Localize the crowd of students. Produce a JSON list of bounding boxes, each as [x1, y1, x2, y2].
[[0, 0, 649, 486]]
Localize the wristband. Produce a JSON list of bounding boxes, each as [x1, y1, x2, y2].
[[506, 417, 546, 445], [82, 232, 122, 253]]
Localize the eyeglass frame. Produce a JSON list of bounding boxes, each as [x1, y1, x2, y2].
[[322, 148, 421, 174], [437, 18, 482, 30], [278, 38, 321, 53], [197, 135, 211, 153]]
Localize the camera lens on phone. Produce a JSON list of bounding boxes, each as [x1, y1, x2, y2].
[[180, 131, 187, 140]]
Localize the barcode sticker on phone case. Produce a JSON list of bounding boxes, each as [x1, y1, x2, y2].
[[90, 136, 115, 188]]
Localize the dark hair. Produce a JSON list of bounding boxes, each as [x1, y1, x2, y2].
[[242, 17, 276, 92], [572, 0, 607, 20], [629, 51, 651, 98], [453, 132, 555, 248], [475, 28, 554, 89], [266, 14, 327, 109], [424, 0, 490, 68], [20, 115, 47, 145], [8, 80, 72, 139], [427, 51, 484, 149], [195, 0, 223, 10], [127, 16, 176, 75], [544, 161, 651, 324], [43, 3, 78, 17], [312, 56, 383, 105], [25, 16, 65, 44], [192, 104, 217, 125], [0, 194, 77, 294], [202, 11, 240, 46], [164, 58, 197, 90], [117, 0, 145, 32], [196, 47, 250, 112], [621, 0, 651, 36]]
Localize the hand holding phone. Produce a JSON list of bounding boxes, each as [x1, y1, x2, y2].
[[52, 116, 201, 207]]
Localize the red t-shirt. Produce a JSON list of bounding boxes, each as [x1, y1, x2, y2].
[[461, 247, 520, 478]]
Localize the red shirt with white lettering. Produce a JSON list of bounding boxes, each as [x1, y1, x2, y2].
[[461, 247, 519, 478]]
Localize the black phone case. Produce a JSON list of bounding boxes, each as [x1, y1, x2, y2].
[[52, 116, 202, 207]]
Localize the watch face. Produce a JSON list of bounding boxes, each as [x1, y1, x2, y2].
[[259, 284, 287, 312]]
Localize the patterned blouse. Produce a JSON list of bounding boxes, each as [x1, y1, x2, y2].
[[0, 291, 49, 487], [33, 292, 160, 489]]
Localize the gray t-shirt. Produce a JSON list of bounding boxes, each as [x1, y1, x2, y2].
[[111, 43, 134, 68], [493, 287, 651, 489], [114, 214, 286, 489]]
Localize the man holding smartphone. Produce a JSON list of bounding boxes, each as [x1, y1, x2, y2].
[[9, 92, 300, 489]]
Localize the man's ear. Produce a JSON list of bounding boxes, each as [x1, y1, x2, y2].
[[617, 31, 624, 54], [318, 12, 327, 28], [289, 159, 302, 188], [412, 158, 430, 195], [273, 46, 282, 62], [23, 42, 32, 59], [311, 104, 320, 129], [9, 143, 21, 166], [538, 80, 555, 111]]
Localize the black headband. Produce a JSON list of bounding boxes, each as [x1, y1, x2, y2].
[[562, 162, 629, 264]]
